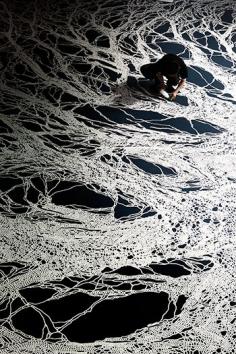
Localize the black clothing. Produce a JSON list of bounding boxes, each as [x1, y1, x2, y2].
[[140, 53, 188, 82]]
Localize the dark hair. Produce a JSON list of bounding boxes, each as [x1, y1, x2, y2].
[[163, 62, 179, 75]]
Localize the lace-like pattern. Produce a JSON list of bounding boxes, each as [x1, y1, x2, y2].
[[0, 0, 236, 353]]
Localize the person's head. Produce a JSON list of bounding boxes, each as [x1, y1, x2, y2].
[[163, 62, 180, 77]]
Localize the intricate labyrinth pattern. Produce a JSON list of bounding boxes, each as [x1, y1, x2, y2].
[[0, 0, 236, 353]]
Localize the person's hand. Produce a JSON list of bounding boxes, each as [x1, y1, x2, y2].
[[169, 91, 177, 101]]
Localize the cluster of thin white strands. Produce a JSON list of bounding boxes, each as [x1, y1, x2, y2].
[[0, 0, 236, 353]]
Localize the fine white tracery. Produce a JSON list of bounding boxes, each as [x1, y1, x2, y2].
[[0, 0, 236, 353]]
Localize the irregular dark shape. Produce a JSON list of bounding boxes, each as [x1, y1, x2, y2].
[[31, 176, 46, 193], [79, 283, 96, 290], [164, 333, 182, 340], [51, 181, 114, 209], [62, 292, 186, 342], [174, 95, 189, 106], [163, 326, 192, 341], [0, 299, 10, 320], [221, 9, 233, 24], [128, 156, 177, 176], [207, 92, 236, 104], [191, 119, 222, 134], [8, 186, 28, 205], [43, 134, 71, 147], [60, 92, 80, 104], [12, 307, 45, 338], [163, 300, 176, 319], [114, 193, 144, 219], [33, 46, 56, 74], [103, 67, 121, 81], [188, 66, 224, 89], [26, 185, 40, 204], [74, 104, 111, 127], [121, 155, 131, 165], [178, 243, 187, 249], [86, 29, 102, 43], [111, 266, 142, 276], [58, 44, 80, 55], [154, 22, 171, 34], [176, 295, 187, 315], [37, 292, 100, 322], [182, 186, 201, 192], [142, 207, 157, 218], [99, 106, 136, 124], [101, 267, 112, 273], [105, 280, 122, 286], [157, 42, 191, 59], [191, 258, 214, 272], [149, 262, 191, 278], [0, 177, 22, 192], [211, 54, 233, 68], [206, 35, 219, 51], [20, 287, 57, 304], [72, 63, 92, 75], [11, 298, 25, 312], [114, 203, 140, 219], [10, 206, 27, 213], [222, 92, 234, 98], [0, 262, 30, 278], [0, 119, 13, 133], [115, 283, 132, 290], [96, 36, 110, 48], [100, 82, 110, 93], [50, 261, 201, 294], [56, 277, 77, 288], [89, 105, 223, 135], [21, 121, 44, 132], [132, 284, 146, 291], [147, 258, 213, 278]]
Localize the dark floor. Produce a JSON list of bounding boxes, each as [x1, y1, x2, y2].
[[0, 0, 236, 353]]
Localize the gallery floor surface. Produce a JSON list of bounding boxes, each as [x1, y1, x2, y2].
[[0, 0, 236, 353]]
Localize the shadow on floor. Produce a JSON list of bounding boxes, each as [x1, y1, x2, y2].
[[75, 102, 224, 136]]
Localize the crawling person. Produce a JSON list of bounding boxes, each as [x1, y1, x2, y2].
[[140, 53, 188, 100]]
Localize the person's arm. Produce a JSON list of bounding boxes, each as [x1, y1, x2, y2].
[[171, 78, 186, 99], [171, 63, 188, 99]]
